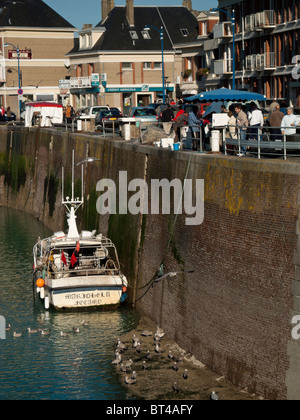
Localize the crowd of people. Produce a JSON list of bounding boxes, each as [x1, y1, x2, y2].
[[161, 100, 300, 156]]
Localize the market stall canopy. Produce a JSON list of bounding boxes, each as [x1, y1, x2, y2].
[[25, 102, 63, 127], [186, 88, 266, 103]]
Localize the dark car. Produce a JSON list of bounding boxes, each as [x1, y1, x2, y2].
[[0, 110, 16, 122], [95, 110, 122, 128]]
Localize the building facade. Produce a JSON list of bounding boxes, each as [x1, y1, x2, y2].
[[0, 1, 76, 115], [175, 11, 220, 97], [209, 0, 300, 107], [64, 0, 200, 113]]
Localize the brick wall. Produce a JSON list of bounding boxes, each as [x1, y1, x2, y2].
[[1, 127, 300, 399]]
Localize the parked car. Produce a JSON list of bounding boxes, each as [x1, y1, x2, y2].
[[183, 103, 211, 117], [95, 109, 123, 128], [130, 107, 158, 124], [79, 106, 109, 120], [0, 111, 16, 122]]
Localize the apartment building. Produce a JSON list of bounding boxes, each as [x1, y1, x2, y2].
[[209, 0, 300, 107], [0, 0, 76, 114], [64, 0, 199, 113]]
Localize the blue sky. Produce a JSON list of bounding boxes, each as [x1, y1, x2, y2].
[[44, 0, 218, 30]]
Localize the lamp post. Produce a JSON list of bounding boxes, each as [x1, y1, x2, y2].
[[4, 42, 21, 119], [144, 25, 166, 103], [213, 8, 236, 90]]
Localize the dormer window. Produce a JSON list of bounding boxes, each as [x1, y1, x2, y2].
[[141, 30, 151, 40], [181, 29, 189, 37], [130, 31, 139, 39], [80, 33, 92, 49]]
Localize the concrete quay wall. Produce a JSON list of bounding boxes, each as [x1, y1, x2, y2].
[[1, 126, 300, 399]]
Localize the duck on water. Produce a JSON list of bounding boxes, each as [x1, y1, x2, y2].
[[32, 151, 128, 311]]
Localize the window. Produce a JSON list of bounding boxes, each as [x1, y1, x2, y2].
[[122, 62, 133, 70], [143, 62, 152, 69], [129, 31, 139, 39], [153, 62, 162, 69], [141, 31, 151, 39], [181, 29, 189, 37]]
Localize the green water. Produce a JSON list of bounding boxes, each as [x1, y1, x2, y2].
[[0, 207, 138, 400]]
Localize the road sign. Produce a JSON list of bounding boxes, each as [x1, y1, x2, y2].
[[18, 89, 23, 95]]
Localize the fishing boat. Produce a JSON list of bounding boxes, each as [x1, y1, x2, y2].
[[32, 153, 128, 310]]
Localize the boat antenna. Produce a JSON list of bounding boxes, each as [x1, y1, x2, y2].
[[61, 150, 84, 239]]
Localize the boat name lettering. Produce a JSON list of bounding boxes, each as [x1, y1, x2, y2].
[[65, 292, 110, 300]]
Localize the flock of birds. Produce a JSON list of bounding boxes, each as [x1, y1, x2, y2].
[[6, 320, 90, 338], [8, 319, 219, 400], [112, 325, 219, 400]]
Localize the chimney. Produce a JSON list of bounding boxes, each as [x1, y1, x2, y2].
[[102, 0, 115, 21], [182, 0, 192, 11], [126, 0, 134, 27]]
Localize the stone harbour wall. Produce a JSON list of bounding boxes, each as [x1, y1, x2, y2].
[[1, 126, 300, 399]]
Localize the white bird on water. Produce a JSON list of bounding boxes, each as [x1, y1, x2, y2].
[[27, 327, 38, 334], [13, 332, 22, 338]]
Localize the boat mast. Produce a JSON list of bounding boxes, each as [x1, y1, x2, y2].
[[62, 150, 84, 239]]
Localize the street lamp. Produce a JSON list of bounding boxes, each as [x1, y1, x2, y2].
[[4, 42, 22, 119], [144, 25, 166, 103], [213, 8, 236, 90]]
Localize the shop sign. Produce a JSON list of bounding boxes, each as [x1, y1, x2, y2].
[[8, 50, 32, 59], [91, 73, 100, 87]]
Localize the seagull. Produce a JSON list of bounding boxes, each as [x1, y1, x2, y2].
[[141, 330, 153, 337], [13, 332, 22, 338], [60, 331, 69, 337], [155, 343, 164, 354], [146, 350, 152, 360], [155, 326, 165, 339], [120, 363, 130, 373], [172, 362, 179, 372], [123, 359, 133, 369], [136, 343, 141, 354], [116, 339, 127, 352], [27, 327, 38, 334], [168, 351, 174, 360], [41, 330, 50, 336], [124, 376, 136, 385], [132, 339, 141, 349], [142, 360, 148, 370], [6, 324, 11, 331], [73, 327, 80, 333], [112, 354, 122, 365], [131, 371, 137, 380], [172, 382, 180, 393], [81, 320, 89, 326], [210, 391, 219, 401], [183, 369, 189, 380]]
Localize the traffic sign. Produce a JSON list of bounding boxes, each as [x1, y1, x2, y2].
[[17, 89, 23, 95]]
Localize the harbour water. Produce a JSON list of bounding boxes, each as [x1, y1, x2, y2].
[[0, 207, 139, 400]]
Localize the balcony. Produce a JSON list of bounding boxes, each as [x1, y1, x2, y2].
[[245, 52, 276, 71], [213, 22, 233, 39], [245, 11, 276, 32], [214, 59, 233, 75]]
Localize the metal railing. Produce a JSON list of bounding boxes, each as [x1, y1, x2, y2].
[[224, 125, 300, 160]]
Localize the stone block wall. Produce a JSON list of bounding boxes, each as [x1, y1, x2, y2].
[[1, 126, 300, 399]]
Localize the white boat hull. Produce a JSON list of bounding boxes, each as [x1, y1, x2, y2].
[[49, 287, 123, 309], [37, 275, 126, 310]]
